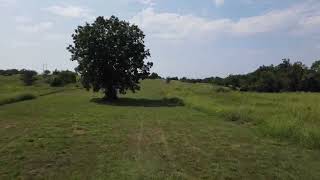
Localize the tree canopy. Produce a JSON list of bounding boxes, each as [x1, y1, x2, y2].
[[67, 16, 153, 100]]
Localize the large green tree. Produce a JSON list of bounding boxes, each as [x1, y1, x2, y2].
[[67, 16, 153, 100]]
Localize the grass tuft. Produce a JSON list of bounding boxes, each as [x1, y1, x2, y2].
[[224, 111, 253, 124]]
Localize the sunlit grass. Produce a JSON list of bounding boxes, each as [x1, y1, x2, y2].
[[165, 80, 320, 148], [1, 77, 320, 179]]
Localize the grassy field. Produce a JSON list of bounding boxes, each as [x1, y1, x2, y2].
[[1, 76, 320, 179], [0, 75, 73, 101]]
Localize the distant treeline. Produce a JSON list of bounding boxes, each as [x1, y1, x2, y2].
[[0, 69, 77, 87], [0, 69, 37, 76], [179, 59, 320, 92], [3, 59, 320, 92]]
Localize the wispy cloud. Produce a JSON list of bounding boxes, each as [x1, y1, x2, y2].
[[131, 1, 320, 40], [136, 0, 156, 6], [44, 5, 92, 18], [214, 0, 225, 7]]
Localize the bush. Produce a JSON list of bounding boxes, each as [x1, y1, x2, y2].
[[49, 70, 77, 87], [58, 71, 77, 84], [20, 70, 37, 86], [148, 72, 162, 79], [0, 94, 36, 106], [50, 77, 64, 87], [42, 70, 51, 78]]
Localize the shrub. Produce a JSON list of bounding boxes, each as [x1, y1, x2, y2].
[[20, 70, 37, 86], [148, 72, 162, 79], [50, 77, 64, 87], [49, 70, 77, 87], [58, 71, 77, 84]]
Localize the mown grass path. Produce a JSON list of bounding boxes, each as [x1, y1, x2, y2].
[[1, 79, 320, 179]]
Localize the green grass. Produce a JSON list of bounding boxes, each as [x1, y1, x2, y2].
[[1, 76, 320, 179], [0, 75, 78, 105], [165, 81, 320, 149]]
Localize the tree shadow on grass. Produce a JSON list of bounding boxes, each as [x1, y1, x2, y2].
[[90, 97, 184, 107]]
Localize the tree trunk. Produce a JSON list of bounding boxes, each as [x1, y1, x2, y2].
[[104, 87, 118, 101]]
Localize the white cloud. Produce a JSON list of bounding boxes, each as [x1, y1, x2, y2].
[[214, 0, 225, 7], [17, 22, 53, 33], [136, 0, 155, 6], [131, 1, 320, 40], [131, 8, 230, 40], [44, 5, 92, 18]]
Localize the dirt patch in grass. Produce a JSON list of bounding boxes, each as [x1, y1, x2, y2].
[[72, 126, 87, 136]]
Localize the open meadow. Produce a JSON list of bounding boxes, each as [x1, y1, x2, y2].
[[1, 75, 320, 179]]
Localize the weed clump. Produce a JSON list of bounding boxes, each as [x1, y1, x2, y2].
[[225, 111, 253, 124]]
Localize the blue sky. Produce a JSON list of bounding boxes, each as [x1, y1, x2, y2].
[[0, 0, 320, 78]]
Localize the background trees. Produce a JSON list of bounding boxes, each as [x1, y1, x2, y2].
[[176, 59, 320, 92], [67, 16, 152, 100], [213, 59, 320, 92]]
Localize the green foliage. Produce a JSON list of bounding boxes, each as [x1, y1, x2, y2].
[[0, 69, 21, 76], [49, 70, 77, 87], [20, 70, 37, 86], [178, 59, 320, 93], [67, 16, 153, 100], [221, 59, 320, 92], [50, 77, 64, 87], [311, 60, 320, 72], [180, 76, 225, 84], [0, 93, 36, 106], [42, 70, 51, 78], [148, 72, 162, 79]]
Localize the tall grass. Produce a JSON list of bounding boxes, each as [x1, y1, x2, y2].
[[165, 81, 320, 149]]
